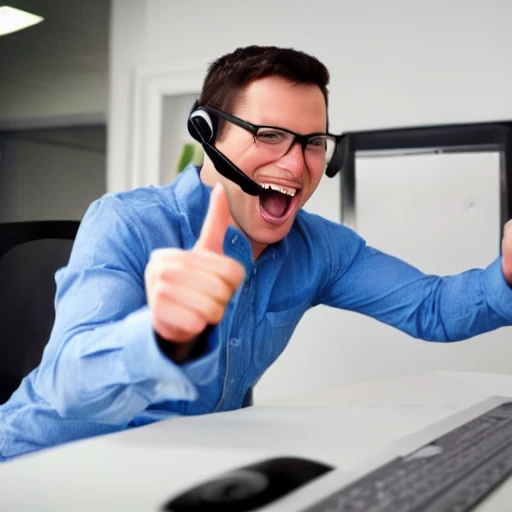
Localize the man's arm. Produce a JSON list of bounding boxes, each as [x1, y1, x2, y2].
[[317, 223, 512, 342], [34, 189, 241, 425]]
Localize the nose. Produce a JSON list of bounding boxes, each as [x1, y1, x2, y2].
[[277, 140, 306, 177]]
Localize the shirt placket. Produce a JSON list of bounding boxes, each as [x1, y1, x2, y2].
[[214, 229, 254, 411]]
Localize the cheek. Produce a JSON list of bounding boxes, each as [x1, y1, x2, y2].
[[306, 167, 324, 191], [300, 169, 324, 205], [237, 149, 276, 175], [217, 132, 252, 161]]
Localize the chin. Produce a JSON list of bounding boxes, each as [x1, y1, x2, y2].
[[252, 222, 294, 246]]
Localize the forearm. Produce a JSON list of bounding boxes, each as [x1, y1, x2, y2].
[[31, 192, 227, 424], [34, 307, 199, 424], [324, 244, 512, 342], [414, 259, 512, 341]]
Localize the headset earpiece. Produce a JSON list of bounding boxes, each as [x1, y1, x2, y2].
[[188, 109, 214, 142], [188, 101, 220, 144], [325, 135, 346, 178], [186, 101, 261, 196]]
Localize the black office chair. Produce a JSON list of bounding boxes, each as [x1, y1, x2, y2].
[[0, 220, 80, 404]]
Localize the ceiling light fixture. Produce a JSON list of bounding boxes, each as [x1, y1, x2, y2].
[[0, 5, 44, 36]]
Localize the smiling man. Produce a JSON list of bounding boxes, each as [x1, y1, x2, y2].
[[199, 73, 329, 259], [2, 45, 512, 461]]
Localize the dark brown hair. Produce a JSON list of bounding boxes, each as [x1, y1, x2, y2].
[[199, 45, 330, 117]]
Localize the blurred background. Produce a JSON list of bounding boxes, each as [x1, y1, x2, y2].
[[0, 0, 109, 221]]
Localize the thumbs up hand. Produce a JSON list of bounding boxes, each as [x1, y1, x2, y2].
[[145, 184, 245, 348]]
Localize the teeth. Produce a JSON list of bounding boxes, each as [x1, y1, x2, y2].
[[259, 183, 297, 197]]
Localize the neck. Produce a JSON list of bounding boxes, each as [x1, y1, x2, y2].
[[200, 163, 268, 260], [251, 241, 267, 260]]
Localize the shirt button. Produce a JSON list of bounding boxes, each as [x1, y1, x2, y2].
[[229, 338, 240, 347]]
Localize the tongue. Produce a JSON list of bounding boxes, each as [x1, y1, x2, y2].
[[260, 190, 290, 218]]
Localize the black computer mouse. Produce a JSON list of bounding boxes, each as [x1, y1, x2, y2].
[[162, 456, 334, 511]]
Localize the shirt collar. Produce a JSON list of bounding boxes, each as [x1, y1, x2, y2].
[[172, 166, 211, 240], [171, 165, 290, 267]]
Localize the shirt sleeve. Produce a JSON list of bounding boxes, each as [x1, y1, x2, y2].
[[34, 194, 221, 426], [317, 224, 512, 341]]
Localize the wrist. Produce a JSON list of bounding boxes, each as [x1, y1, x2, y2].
[[154, 326, 213, 364]]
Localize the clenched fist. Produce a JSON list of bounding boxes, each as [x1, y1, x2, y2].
[[145, 183, 245, 357]]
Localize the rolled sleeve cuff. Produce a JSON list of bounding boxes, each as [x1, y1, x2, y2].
[[482, 257, 512, 323], [179, 325, 222, 385], [121, 307, 199, 402], [122, 307, 222, 402]]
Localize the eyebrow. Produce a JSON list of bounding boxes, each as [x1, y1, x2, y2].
[[209, 106, 329, 136], [255, 119, 328, 134]]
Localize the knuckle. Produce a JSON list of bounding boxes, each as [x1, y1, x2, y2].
[[218, 282, 233, 303], [152, 315, 172, 339], [152, 266, 167, 283], [226, 261, 246, 286], [208, 303, 225, 324], [155, 323, 174, 341], [235, 262, 246, 282], [150, 249, 187, 272], [152, 281, 169, 302], [151, 247, 181, 260], [182, 312, 207, 335], [223, 258, 244, 277], [153, 309, 203, 343], [151, 297, 167, 320]]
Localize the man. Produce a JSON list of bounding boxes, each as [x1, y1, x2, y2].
[[1, 46, 512, 461]]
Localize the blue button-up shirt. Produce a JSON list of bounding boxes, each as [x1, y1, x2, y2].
[[1, 167, 512, 461]]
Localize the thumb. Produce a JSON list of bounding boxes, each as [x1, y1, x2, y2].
[[195, 183, 233, 254]]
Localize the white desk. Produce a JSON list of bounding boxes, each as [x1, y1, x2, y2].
[[2, 370, 512, 511]]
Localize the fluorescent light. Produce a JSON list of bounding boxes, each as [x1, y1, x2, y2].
[[0, 5, 44, 36]]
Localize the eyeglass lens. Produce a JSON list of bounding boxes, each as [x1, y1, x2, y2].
[[254, 128, 335, 168]]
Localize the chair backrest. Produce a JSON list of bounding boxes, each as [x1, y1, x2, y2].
[[0, 220, 80, 404]]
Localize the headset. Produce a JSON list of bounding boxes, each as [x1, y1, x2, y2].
[[187, 101, 344, 195]]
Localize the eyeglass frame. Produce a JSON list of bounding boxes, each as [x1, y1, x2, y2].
[[201, 105, 339, 164]]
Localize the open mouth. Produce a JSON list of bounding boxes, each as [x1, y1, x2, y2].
[[258, 182, 301, 224]]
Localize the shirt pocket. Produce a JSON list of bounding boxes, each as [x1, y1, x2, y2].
[[256, 299, 311, 369]]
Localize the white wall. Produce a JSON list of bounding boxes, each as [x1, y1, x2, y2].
[[0, 134, 106, 222], [109, 0, 512, 400], [108, 0, 148, 192]]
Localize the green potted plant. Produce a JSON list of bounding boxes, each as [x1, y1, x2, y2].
[[176, 143, 204, 174]]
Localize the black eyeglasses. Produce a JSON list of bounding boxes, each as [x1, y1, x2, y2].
[[203, 106, 338, 169]]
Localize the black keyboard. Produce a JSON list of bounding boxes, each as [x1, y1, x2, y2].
[[303, 401, 512, 512]]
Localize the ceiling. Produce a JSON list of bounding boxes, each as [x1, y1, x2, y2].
[[0, 0, 110, 125], [0, 0, 110, 77]]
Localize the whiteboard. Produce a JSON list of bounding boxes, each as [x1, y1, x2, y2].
[[354, 151, 501, 274]]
